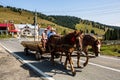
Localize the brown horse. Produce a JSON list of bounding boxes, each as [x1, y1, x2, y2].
[[76, 34, 101, 68], [47, 30, 82, 76], [82, 35, 101, 56], [60, 34, 101, 68]]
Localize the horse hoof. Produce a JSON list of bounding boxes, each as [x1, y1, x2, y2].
[[78, 66, 83, 68], [64, 66, 68, 70], [83, 63, 87, 67], [72, 72, 76, 76]]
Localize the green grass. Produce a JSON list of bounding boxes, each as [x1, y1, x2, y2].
[[101, 44, 120, 57], [75, 23, 105, 36], [0, 34, 12, 39], [87, 44, 120, 57]]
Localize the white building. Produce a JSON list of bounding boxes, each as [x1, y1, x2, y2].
[[14, 24, 38, 37]]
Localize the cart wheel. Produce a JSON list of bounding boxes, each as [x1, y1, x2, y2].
[[35, 52, 41, 60], [24, 48, 29, 56]]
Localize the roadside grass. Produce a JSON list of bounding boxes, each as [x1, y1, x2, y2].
[[87, 44, 120, 57], [0, 34, 12, 39], [100, 44, 120, 57]]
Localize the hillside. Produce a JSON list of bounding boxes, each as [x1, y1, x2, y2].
[[1, 5, 120, 37], [48, 15, 106, 36], [0, 6, 73, 34], [75, 22, 105, 36]]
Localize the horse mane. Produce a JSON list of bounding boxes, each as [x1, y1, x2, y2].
[[61, 30, 80, 45]]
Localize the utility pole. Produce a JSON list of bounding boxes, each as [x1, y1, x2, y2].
[[34, 10, 38, 41]]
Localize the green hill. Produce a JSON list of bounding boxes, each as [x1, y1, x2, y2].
[[1, 5, 119, 37], [0, 6, 73, 34], [75, 22, 105, 36]]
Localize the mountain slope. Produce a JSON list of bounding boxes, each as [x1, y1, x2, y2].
[[1, 5, 119, 36], [0, 7, 73, 34]]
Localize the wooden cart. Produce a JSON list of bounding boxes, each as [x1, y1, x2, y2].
[[21, 41, 46, 60]]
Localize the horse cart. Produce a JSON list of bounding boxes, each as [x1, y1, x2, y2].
[[21, 41, 46, 60]]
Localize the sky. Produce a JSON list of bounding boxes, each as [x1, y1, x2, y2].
[[0, 0, 120, 26]]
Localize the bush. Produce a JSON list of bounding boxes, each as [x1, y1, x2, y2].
[[118, 50, 120, 53], [112, 48, 118, 52]]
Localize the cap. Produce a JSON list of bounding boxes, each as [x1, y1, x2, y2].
[[51, 27, 56, 30]]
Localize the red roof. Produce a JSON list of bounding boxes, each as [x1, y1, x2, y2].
[[9, 29, 19, 32], [0, 23, 13, 27]]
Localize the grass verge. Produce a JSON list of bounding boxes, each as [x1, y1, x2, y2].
[[100, 44, 120, 57]]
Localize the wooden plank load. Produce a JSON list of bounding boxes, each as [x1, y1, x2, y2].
[[21, 41, 45, 60]]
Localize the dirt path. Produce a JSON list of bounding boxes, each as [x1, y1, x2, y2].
[[0, 45, 42, 80]]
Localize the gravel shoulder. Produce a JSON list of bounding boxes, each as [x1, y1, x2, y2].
[[0, 45, 42, 80]]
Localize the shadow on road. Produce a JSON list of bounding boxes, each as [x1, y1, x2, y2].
[[13, 51, 83, 77], [30, 59, 82, 76]]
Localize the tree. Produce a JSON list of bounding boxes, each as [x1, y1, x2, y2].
[[86, 29, 89, 33], [91, 29, 95, 34], [18, 8, 22, 15], [118, 29, 120, 39], [104, 29, 111, 40], [0, 5, 3, 8]]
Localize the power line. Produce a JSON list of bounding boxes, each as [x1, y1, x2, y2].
[[41, 2, 120, 17], [0, 0, 120, 17], [0, 1, 6, 6], [41, 2, 120, 13], [41, 7, 120, 17], [0, 0, 11, 6]]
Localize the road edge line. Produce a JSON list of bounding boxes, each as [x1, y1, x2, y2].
[[0, 43, 55, 80], [73, 59, 120, 73]]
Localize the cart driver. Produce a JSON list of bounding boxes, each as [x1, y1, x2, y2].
[[47, 27, 56, 38]]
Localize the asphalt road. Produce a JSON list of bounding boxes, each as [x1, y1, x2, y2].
[[0, 38, 120, 80]]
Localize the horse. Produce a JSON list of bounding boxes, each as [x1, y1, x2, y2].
[[76, 34, 101, 68], [47, 30, 83, 76], [60, 34, 101, 68], [82, 34, 101, 56]]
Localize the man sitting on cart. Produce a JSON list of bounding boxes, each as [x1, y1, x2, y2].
[[47, 27, 56, 38]]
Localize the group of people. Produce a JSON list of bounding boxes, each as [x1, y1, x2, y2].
[[41, 27, 56, 49]]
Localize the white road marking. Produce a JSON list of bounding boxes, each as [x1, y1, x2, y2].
[[0, 43, 55, 80], [74, 59, 120, 73], [88, 61, 120, 73], [100, 56, 120, 61]]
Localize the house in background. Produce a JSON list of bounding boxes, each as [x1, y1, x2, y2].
[[0, 23, 39, 38], [14, 24, 38, 37], [0, 23, 19, 37]]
